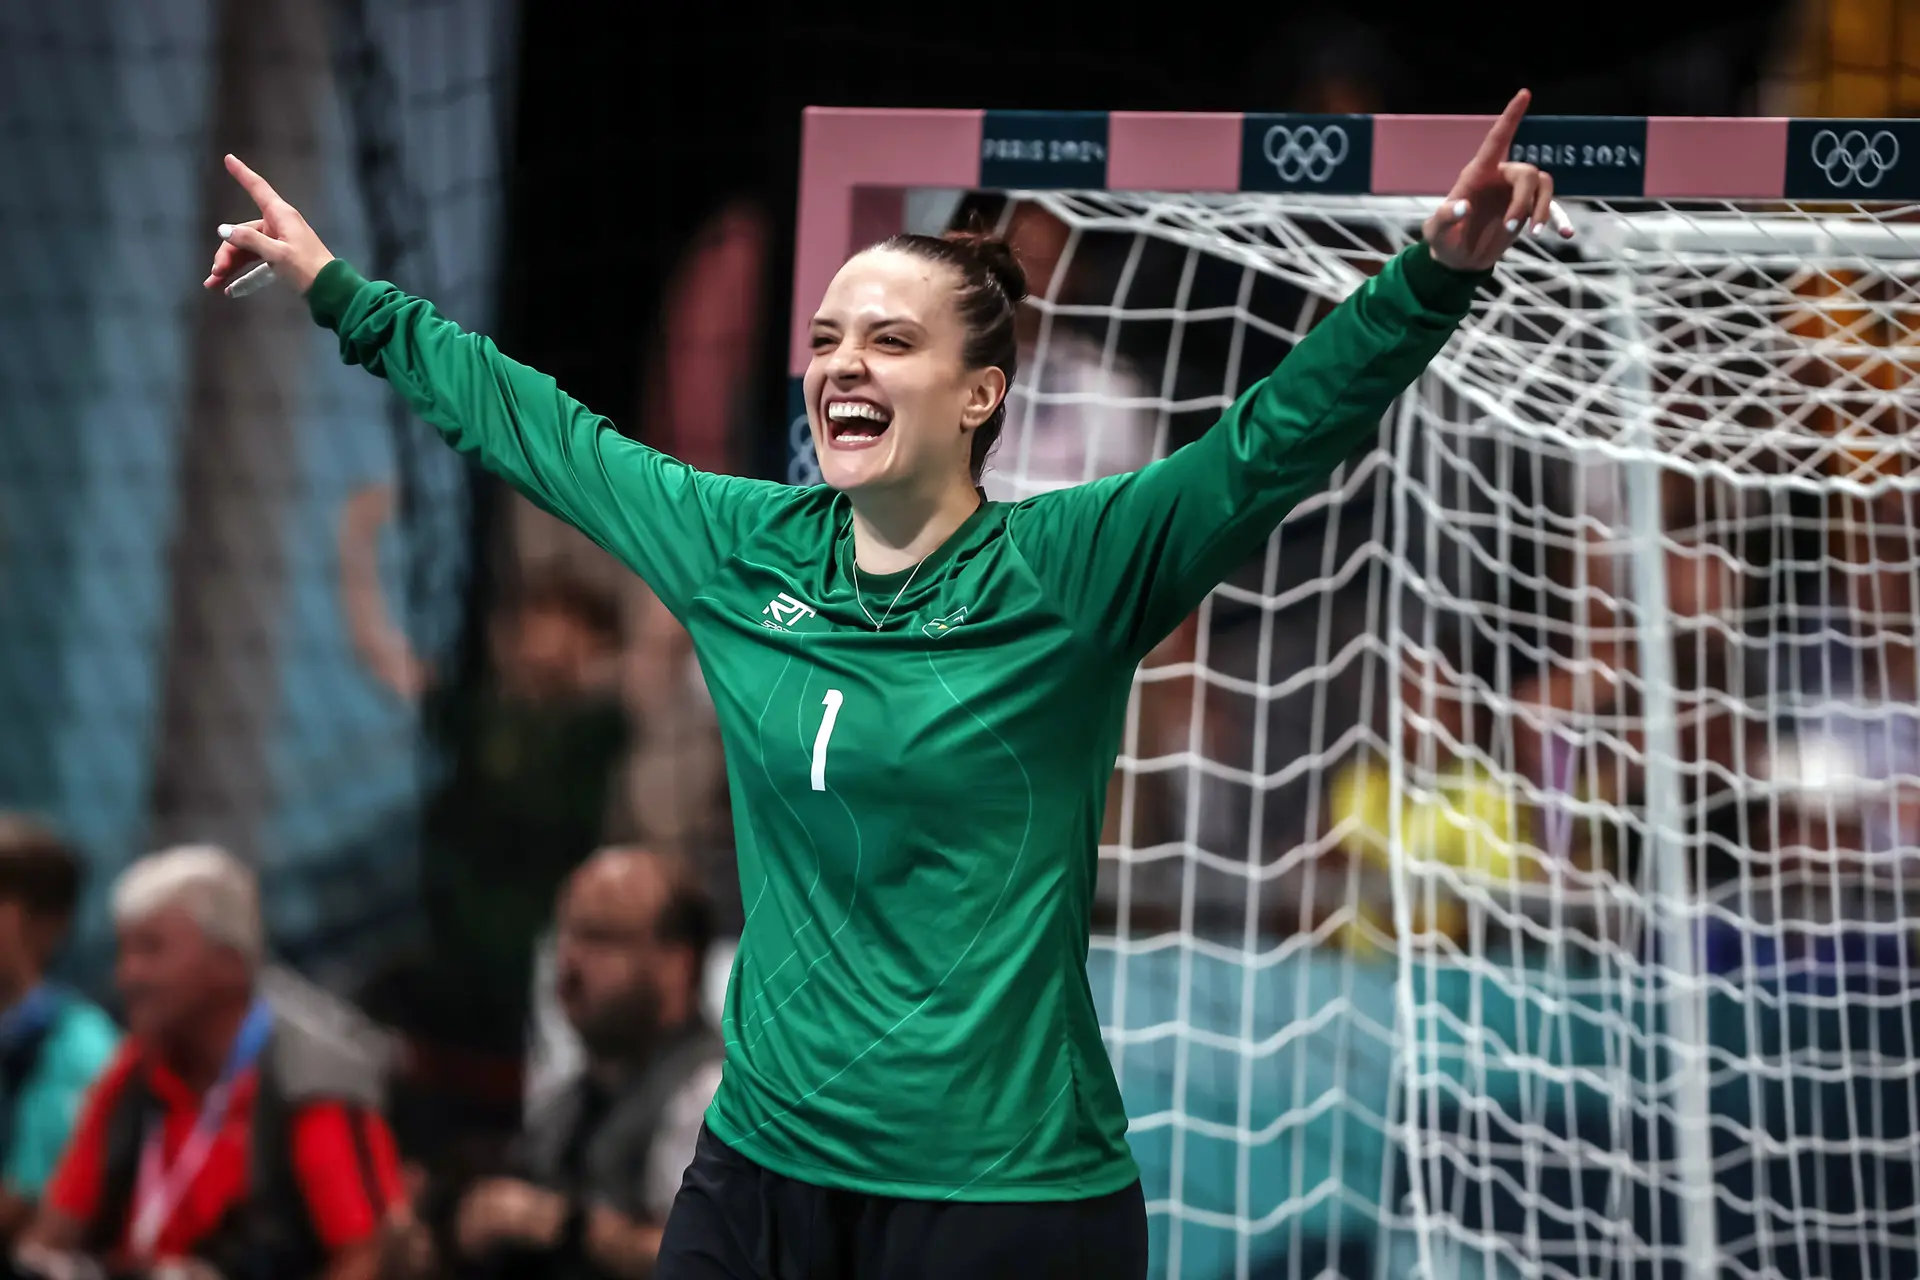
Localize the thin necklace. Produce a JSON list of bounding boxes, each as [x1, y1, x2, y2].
[[851, 551, 924, 630], [845, 493, 981, 630]]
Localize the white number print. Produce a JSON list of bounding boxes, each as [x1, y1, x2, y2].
[[810, 689, 845, 791]]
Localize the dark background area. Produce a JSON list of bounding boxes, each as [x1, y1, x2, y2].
[[496, 2, 1795, 484]]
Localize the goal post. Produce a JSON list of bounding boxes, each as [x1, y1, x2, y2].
[[788, 108, 1920, 1280]]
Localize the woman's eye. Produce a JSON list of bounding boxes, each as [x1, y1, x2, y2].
[[876, 335, 908, 350]]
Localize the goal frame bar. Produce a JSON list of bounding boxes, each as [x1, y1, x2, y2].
[[789, 109, 1920, 386]]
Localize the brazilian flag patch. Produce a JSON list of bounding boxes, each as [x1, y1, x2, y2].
[[922, 607, 968, 638]]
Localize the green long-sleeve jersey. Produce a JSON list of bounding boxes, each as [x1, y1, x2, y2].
[[309, 242, 1480, 1201]]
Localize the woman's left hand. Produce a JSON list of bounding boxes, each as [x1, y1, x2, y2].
[[204, 154, 335, 295], [1422, 89, 1575, 271]]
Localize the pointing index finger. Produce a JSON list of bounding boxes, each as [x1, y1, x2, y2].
[[1472, 89, 1532, 168], [224, 153, 285, 213]]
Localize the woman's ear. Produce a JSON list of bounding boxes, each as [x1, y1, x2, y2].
[[960, 367, 1008, 430]]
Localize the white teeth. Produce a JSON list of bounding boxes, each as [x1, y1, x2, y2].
[[826, 401, 889, 423]]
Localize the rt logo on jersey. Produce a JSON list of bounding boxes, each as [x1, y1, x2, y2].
[[761, 592, 818, 631], [922, 607, 968, 639]]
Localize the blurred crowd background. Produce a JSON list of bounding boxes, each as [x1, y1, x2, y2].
[[2, 1, 1919, 1278]]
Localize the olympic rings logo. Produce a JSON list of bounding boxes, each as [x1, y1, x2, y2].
[[1262, 125, 1349, 184], [1810, 128, 1902, 189]]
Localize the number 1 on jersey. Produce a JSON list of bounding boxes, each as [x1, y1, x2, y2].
[[811, 689, 845, 791]]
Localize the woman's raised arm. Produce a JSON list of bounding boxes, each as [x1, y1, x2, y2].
[[1006, 90, 1571, 661], [205, 155, 789, 616]]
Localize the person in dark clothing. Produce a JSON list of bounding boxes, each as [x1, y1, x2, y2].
[[0, 818, 117, 1248], [357, 570, 632, 1156], [449, 846, 720, 1280], [424, 573, 631, 1044]]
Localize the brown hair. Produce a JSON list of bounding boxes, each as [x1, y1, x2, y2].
[[0, 815, 83, 923], [873, 230, 1029, 482]]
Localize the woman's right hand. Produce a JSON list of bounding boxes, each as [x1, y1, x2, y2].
[[202, 154, 335, 296]]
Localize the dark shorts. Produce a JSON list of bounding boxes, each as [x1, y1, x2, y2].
[[656, 1125, 1149, 1280]]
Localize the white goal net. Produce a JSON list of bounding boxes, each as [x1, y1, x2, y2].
[[921, 188, 1920, 1280]]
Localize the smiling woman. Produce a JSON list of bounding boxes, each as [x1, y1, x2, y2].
[[806, 231, 1027, 576], [199, 88, 1568, 1280]]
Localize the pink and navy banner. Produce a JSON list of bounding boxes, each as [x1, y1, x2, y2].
[[931, 109, 1910, 202], [790, 108, 1917, 369]]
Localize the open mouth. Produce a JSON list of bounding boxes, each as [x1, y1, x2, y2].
[[824, 398, 893, 450]]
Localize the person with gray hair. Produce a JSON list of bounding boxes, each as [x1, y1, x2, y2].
[[16, 845, 410, 1280], [117, 846, 263, 952]]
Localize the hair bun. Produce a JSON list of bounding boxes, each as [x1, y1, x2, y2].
[[944, 229, 1029, 306]]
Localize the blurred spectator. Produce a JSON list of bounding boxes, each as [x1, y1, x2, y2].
[[607, 580, 729, 884], [1324, 620, 1545, 950], [343, 504, 631, 956], [1799, 484, 1920, 685], [974, 200, 1161, 504], [355, 565, 630, 1146], [939, 193, 1160, 508], [1307, 444, 1762, 954], [0, 819, 117, 1245], [1726, 477, 1920, 971], [16, 846, 405, 1280], [422, 572, 629, 997], [446, 847, 719, 1280], [1511, 463, 1756, 880]]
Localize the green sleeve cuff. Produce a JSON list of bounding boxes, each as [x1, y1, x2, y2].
[[1400, 241, 1487, 315], [307, 258, 370, 330]]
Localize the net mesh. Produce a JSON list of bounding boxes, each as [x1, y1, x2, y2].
[[0, 1, 507, 984], [956, 189, 1920, 1279]]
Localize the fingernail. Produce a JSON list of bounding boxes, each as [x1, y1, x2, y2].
[[1505, 218, 1519, 233], [1531, 223, 1546, 236], [217, 223, 234, 241], [1453, 200, 1469, 218]]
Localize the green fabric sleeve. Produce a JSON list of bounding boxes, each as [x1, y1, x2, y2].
[[1005, 242, 1484, 660], [309, 260, 791, 614]]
